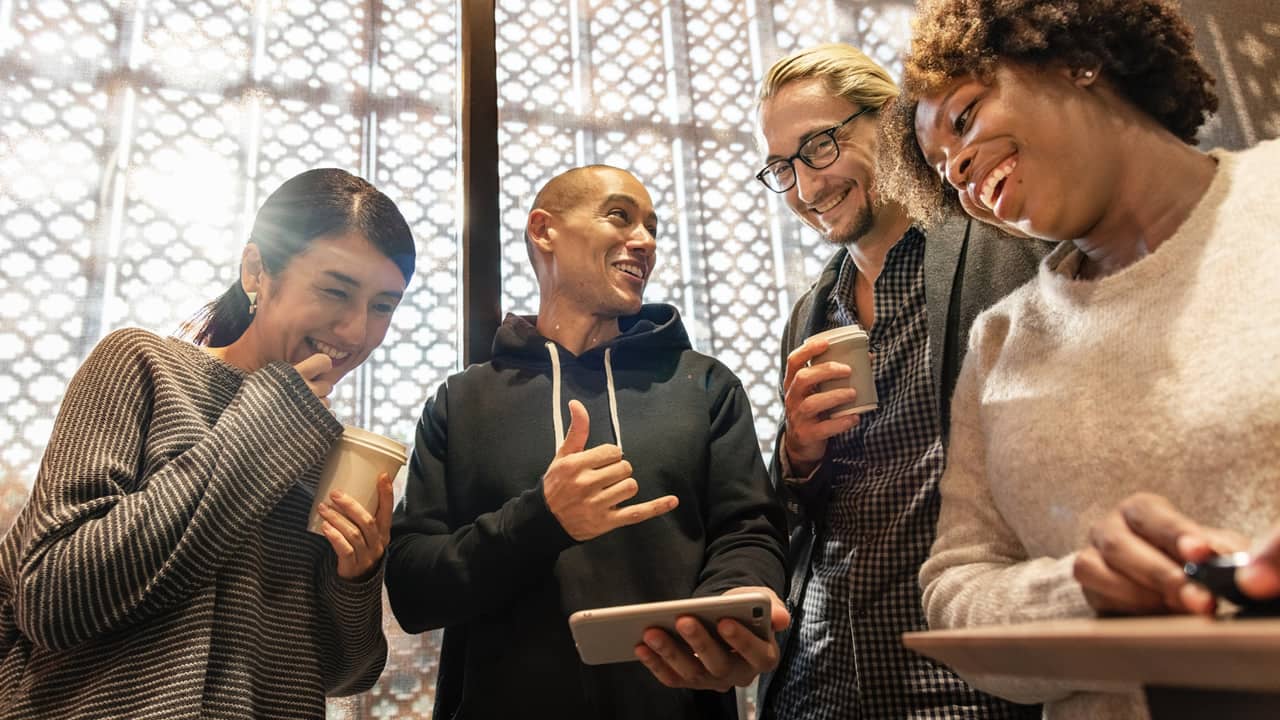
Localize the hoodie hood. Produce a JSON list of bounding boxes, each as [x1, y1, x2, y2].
[[491, 303, 692, 366], [490, 303, 692, 454]]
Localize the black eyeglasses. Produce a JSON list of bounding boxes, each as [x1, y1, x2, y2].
[[755, 107, 871, 193]]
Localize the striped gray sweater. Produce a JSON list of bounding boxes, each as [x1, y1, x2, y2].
[[0, 328, 387, 719]]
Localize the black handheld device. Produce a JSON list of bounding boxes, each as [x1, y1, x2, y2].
[[1184, 552, 1280, 615]]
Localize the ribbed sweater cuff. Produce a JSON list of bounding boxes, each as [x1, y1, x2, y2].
[[260, 361, 345, 440], [321, 556, 386, 618]]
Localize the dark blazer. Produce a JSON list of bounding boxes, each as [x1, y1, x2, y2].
[[756, 214, 1054, 709]]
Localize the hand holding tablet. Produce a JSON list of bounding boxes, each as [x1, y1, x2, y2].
[[569, 592, 773, 665]]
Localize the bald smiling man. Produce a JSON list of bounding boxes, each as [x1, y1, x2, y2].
[[385, 166, 788, 720]]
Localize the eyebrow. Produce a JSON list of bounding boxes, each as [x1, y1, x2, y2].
[[323, 270, 404, 300]]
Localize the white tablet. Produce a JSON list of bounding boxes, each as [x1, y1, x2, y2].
[[568, 592, 773, 666]]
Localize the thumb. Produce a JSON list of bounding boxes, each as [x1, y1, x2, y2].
[[557, 399, 590, 457], [294, 353, 334, 380]]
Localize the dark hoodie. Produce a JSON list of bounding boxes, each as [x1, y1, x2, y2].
[[386, 304, 788, 719]]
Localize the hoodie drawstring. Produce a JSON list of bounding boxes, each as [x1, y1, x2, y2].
[[546, 342, 623, 452], [603, 348, 622, 452]]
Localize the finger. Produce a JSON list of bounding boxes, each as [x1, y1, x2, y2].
[[723, 586, 790, 631], [1090, 514, 1190, 609], [555, 444, 625, 477], [320, 518, 357, 564], [329, 488, 386, 559], [635, 642, 686, 689], [609, 495, 679, 530], [294, 353, 334, 380], [1237, 529, 1280, 600], [1119, 492, 1211, 560], [642, 627, 713, 686], [788, 411, 860, 449], [1073, 547, 1168, 614], [1238, 561, 1280, 601], [578, 460, 632, 493], [319, 499, 371, 557], [373, 472, 394, 540], [782, 339, 830, 393], [785, 363, 851, 406], [557, 400, 591, 457], [593, 476, 639, 508], [328, 490, 377, 532], [718, 618, 779, 675], [795, 387, 860, 418], [675, 616, 736, 679], [582, 450, 629, 474], [1252, 528, 1280, 565]]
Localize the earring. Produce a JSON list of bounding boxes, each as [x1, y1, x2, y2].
[[1083, 69, 1096, 79], [246, 290, 257, 316]]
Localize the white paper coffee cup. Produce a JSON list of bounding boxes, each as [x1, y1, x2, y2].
[[307, 425, 407, 535], [808, 325, 877, 417]]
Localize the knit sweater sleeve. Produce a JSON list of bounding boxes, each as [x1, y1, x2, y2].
[[314, 556, 388, 696], [919, 314, 1092, 704], [385, 381, 576, 632], [13, 329, 343, 651]]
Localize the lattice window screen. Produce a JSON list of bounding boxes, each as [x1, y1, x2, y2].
[[3, 1, 1277, 718]]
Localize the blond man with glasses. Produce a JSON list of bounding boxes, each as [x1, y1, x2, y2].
[[752, 43, 1049, 719]]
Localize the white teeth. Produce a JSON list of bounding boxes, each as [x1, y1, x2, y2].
[[615, 262, 645, 279], [813, 189, 848, 215], [978, 156, 1018, 211], [310, 339, 352, 361]]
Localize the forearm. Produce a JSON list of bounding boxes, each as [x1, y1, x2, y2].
[[385, 484, 574, 632], [16, 363, 340, 650], [694, 539, 788, 599]]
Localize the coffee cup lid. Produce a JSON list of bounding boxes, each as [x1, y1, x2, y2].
[[341, 425, 408, 464], [808, 324, 868, 344]]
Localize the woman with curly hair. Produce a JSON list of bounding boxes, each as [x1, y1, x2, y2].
[[879, 1, 1280, 717]]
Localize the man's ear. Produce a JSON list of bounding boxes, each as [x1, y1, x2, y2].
[[526, 208, 555, 254], [240, 243, 264, 295]]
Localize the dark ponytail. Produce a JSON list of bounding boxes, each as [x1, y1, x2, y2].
[[188, 281, 254, 347], [184, 168, 416, 346]]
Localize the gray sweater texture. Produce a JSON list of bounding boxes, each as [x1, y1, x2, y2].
[[0, 328, 386, 719]]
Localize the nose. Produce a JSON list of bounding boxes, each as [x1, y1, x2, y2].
[[793, 161, 826, 204], [332, 306, 367, 347], [628, 225, 657, 253], [944, 144, 977, 192]]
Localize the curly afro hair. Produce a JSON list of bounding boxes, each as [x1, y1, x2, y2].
[[877, 0, 1219, 225]]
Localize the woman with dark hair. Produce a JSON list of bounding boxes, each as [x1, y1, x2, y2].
[[0, 168, 416, 719], [877, 1, 1280, 717]]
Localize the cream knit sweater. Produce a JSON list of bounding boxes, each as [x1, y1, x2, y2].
[[920, 137, 1280, 720]]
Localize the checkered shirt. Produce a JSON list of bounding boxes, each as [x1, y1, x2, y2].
[[767, 229, 1039, 719]]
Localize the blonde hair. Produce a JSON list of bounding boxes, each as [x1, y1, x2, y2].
[[757, 43, 899, 112]]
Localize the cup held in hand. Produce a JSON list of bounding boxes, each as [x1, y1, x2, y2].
[[808, 325, 877, 417], [307, 425, 407, 535]]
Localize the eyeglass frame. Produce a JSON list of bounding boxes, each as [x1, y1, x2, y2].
[[755, 106, 872, 193]]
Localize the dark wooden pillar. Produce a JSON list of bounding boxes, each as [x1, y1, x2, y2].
[[459, 0, 501, 365]]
